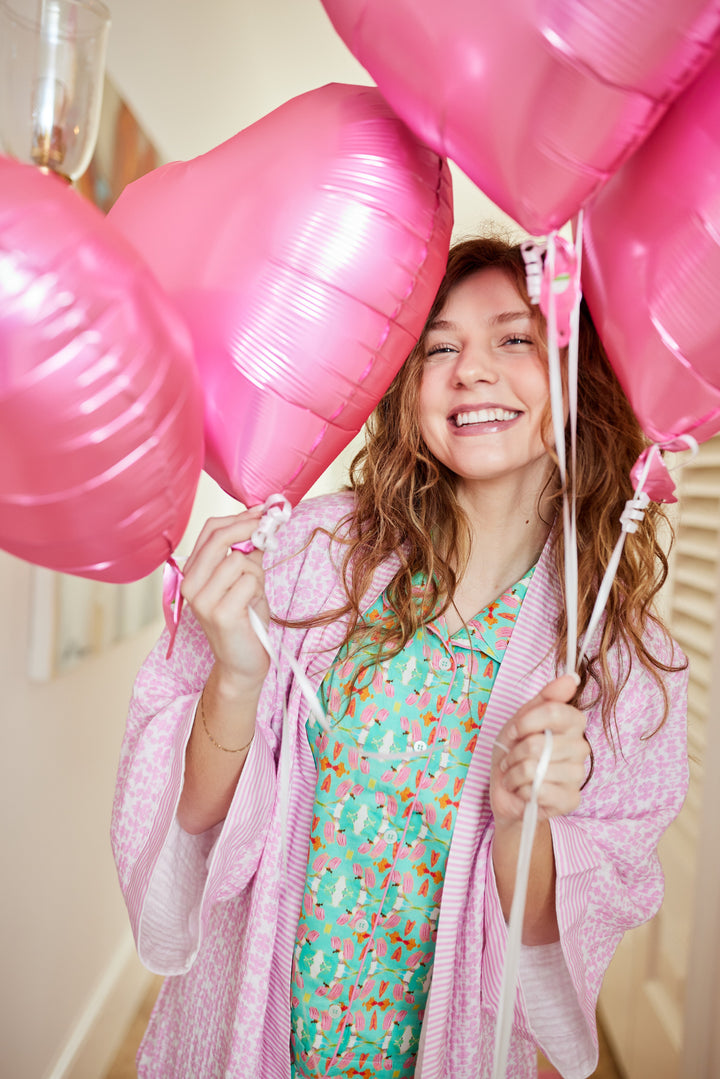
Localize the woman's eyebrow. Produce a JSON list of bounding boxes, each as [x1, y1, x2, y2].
[[426, 318, 457, 333], [427, 310, 532, 333], [490, 309, 533, 326]]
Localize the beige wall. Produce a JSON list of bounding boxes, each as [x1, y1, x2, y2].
[[2, 3, 513, 1077]]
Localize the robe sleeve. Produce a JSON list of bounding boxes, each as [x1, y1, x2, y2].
[[110, 606, 281, 974], [110, 495, 347, 977], [481, 640, 689, 1079]]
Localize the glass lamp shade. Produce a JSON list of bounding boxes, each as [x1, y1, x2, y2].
[[0, 0, 111, 182]]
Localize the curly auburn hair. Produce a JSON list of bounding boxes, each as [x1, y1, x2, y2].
[[295, 235, 684, 745]]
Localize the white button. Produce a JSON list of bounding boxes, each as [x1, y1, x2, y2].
[[438, 656, 452, 671], [356, 918, 369, 932], [329, 1004, 342, 1018], [385, 829, 398, 843], [414, 740, 428, 753]]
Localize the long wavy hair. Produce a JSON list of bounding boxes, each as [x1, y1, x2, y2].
[[295, 236, 684, 745]]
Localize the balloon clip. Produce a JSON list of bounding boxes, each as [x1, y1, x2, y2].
[[521, 240, 545, 305], [620, 491, 650, 533], [521, 235, 580, 346], [230, 494, 292, 556]]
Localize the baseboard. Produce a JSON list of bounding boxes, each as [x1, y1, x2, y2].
[[43, 931, 155, 1079]]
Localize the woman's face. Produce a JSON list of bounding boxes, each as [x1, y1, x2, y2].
[[418, 267, 553, 500]]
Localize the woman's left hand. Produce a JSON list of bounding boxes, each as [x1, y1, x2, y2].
[[490, 673, 590, 827]]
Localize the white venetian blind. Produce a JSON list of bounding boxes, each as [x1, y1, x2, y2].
[[672, 434, 720, 1078]]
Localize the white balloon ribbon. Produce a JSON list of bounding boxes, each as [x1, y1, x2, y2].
[[522, 222, 583, 675], [508, 228, 697, 1079], [579, 434, 698, 665], [491, 729, 554, 1079], [488, 225, 585, 1079]]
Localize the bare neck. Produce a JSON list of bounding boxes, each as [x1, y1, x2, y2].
[[445, 481, 552, 632]]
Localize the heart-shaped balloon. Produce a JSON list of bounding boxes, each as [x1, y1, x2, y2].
[[583, 48, 720, 447], [320, 0, 720, 235], [108, 83, 453, 507], [0, 157, 204, 582]]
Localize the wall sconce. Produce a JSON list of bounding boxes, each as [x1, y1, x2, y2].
[[0, 0, 111, 183]]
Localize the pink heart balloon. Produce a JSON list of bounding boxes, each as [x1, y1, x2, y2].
[[108, 83, 453, 507], [0, 157, 204, 582], [320, 0, 720, 235], [583, 49, 720, 446]]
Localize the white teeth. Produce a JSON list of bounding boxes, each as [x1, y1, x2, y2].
[[453, 408, 519, 426]]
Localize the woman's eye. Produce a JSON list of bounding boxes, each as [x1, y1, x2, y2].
[[425, 343, 457, 359], [502, 334, 534, 348]]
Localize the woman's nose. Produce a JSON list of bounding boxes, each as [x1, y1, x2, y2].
[[452, 346, 498, 387]]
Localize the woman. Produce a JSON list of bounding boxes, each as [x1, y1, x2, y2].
[[112, 237, 688, 1079]]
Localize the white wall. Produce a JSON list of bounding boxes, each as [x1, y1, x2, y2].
[[1, 3, 514, 1077]]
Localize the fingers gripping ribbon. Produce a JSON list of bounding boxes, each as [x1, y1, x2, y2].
[[161, 494, 292, 659]]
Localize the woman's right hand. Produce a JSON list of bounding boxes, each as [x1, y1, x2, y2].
[[177, 509, 273, 834], [180, 508, 271, 694]]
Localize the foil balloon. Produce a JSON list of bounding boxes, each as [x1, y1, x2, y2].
[[320, 0, 720, 235], [0, 157, 204, 582], [583, 48, 720, 447], [108, 82, 453, 508]]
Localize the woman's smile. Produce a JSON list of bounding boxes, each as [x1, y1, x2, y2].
[[449, 403, 523, 433]]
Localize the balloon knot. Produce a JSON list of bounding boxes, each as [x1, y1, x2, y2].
[[231, 493, 292, 555], [620, 491, 650, 533]]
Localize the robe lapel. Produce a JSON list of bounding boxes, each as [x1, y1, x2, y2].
[[415, 536, 563, 1078]]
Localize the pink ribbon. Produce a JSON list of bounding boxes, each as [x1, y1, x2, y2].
[[630, 436, 698, 505], [162, 557, 186, 659]]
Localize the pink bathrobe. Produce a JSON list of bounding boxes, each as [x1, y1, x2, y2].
[[111, 491, 688, 1079]]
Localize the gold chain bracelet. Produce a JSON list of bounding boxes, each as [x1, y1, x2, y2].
[[199, 688, 254, 754]]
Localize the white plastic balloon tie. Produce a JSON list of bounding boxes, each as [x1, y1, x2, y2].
[[520, 239, 545, 304], [230, 493, 292, 555], [619, 491, 650, 533]]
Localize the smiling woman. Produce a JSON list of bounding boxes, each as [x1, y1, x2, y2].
[[111, 235, 688, 1079]]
